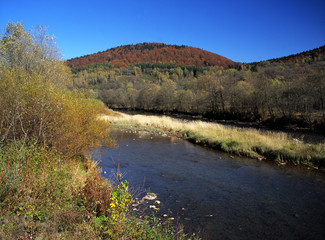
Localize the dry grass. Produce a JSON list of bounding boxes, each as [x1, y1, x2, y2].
[[103, 113, 289, 148], [104, 112, 325, 168]]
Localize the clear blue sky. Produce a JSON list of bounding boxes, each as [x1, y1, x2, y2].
[[1, 0, 324, 63]]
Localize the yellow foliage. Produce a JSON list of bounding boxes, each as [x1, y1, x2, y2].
[[0, 66, 111, 157]]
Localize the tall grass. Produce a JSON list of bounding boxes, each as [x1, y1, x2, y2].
[[0, 141, 111, 239], [105, 113, 325, 169], [0, 136, 196, 240]]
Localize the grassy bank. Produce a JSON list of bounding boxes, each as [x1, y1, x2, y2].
[[103, 112, 325, 169], [0, 142, 194, 239]]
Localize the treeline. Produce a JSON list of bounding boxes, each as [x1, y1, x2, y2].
[[66, 42, 237, 68], [72, 56, 325, 130], [265, 45, 325, 64], [109, 42, 187, 51], [248, 45, 325, 73]]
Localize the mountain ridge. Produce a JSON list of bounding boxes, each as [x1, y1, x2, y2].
[[249, 45, 325, 64], [66, 42, 238, 68], [66, 42, 325, 69]]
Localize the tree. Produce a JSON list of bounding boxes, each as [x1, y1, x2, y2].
[[156, 79, 176, 111], [0, 22, 110, 156], [175, 89, 195, 112], [137, 84, 160, 110], [0, 22, 71, 87]]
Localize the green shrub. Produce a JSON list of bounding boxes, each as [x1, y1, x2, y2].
[[221, 139, 241, 153]]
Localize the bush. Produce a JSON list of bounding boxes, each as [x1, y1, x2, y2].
[[0, 22, 112, 156], [0, 67, 111, 157]]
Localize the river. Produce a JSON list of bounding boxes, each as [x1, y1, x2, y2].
[[95, 129, 325, 240]]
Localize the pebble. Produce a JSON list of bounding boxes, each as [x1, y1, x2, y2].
[[154, 200, 161, 206], [143, 193, 157, 201], [149, 205, 159, 211]]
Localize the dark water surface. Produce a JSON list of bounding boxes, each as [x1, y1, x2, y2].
[[96, 129, 325, 240]]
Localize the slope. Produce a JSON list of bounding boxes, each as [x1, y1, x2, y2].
[[66, 42, 237, 68]]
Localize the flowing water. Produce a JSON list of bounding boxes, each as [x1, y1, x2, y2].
[[96, 129, 325, 240]]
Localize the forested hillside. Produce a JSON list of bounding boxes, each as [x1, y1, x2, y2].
[[68, 44, 325, 131], [256, 45, 325, 64], [248, 45, 325, 71], [66, 42, 237, 68]]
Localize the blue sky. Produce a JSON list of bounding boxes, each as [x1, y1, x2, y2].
[[0, 0, 324, 62]]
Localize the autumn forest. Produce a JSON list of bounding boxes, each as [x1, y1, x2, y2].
[[67, 43, 325, 132]]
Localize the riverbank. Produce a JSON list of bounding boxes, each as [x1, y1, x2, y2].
[[98, 129, 325, 240], [0, 142, 195, 239], [114, 108, 325, 144], [102, 112, 325, 170]]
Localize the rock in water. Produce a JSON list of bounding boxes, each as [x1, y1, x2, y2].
[[143, 193, 157, 201], [149, 205, 159, 211]]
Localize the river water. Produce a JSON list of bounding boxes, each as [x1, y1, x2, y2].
[[96, 129, 325, 240]]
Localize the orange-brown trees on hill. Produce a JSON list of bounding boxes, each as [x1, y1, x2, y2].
[[66, 43, 237, 69]]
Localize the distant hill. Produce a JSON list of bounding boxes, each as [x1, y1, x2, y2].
[[66, 42, 237, 68], [251, 45, 325, 65]]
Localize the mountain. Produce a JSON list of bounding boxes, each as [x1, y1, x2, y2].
[[66, 42, 237, 68], [251, 45, 325, 65]]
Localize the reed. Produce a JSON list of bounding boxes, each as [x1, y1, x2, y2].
[[104, 113, 325, 169]]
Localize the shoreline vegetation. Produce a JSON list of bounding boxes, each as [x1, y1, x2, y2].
[[103, 111, 325, 170], [0, 22, 197, 239]]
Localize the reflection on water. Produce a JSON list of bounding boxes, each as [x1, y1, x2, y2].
[[95, 129, 325, 240]]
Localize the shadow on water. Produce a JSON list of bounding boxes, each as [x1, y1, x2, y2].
[[94, 129, 325, 240]]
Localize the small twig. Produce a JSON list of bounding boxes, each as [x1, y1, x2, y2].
[[18, 113, 28, 149]]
